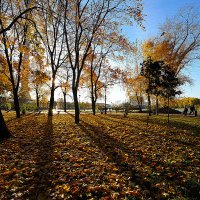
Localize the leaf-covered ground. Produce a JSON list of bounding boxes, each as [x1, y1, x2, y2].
[[0, 113, 200, 199]]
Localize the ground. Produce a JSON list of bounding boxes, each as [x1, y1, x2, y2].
[[0, 112, 200, 200]]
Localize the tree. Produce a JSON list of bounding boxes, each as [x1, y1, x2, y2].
[[141, 57, 182, 120], [31, 70, 49, 110], [28, 30, 49, 110], [37, 0, 67, 116], [159, 66, 182, 123], [123, 66, 146, 112], [0, 0, 32, 138], [0, 0, 41, 138], [85, 29, 133, 115], [81, 45, 109, 115], [102, 66, 122, 114], [140, 57, 155, 117], [142, 6, 200, 76], [0, 0, 37, 118], [62, 0, 144, 123], [0, 55, 11, 139], [0, 2, 37, 34], [58, 69, 71, 113], [0, 109, 10, 140]]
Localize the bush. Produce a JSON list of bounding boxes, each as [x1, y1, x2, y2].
[[21, 104, 26, 115], [26, 103, 37, 111], [5, 102, 11, 111]]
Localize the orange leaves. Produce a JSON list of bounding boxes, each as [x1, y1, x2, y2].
[[0, 113, 200, 199], [18, 44, 30, 54], [142, 39, 172, 63], [31, 70, 50, 85], [122, 67, 146, 98]]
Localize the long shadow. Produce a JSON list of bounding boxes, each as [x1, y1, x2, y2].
[[5, 112, 34, 123], [95, 114, 158, 136], [78, 118, 155, 197], [79, 116, 200, 199], [98, 114, 200, 147], [30, 116, 54, 200], [153, 117, 200, 136], [129, 114, 200, 136], [97, 114, 147, 126]]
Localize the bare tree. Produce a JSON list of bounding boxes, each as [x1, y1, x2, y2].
[[38, 0, 67, 116], [62, 0, 143, 123], [58, 67, 71, 112]]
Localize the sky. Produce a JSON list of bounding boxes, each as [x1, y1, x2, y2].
[[105, 0, 200, 104]]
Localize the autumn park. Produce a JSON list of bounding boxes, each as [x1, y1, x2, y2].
[[0, 0, 200, 199]]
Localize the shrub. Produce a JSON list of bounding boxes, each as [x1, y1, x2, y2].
[[21, 104, 26, 115], [5, 102, 11, 111]]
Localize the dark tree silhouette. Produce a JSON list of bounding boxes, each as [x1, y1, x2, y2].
[[0, 109, 10, 140]]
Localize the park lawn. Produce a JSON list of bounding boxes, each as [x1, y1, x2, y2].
[[0, 113, 199, 199]]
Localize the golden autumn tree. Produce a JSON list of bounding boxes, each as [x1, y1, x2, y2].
[[31, 70, 50, 110], [0, 0, 37, 34], [0, 0, 39, 138], [0, 54, 11, 139], [29, 30, 49, 110], [85, 26, 135, 115], [0, 0, 38, 118], [81, 34, 112, 115], [81, 63, 104, 115], [123, 68, 146, 112], [122, 40, 146, 112], [142, 6, 200, 75]]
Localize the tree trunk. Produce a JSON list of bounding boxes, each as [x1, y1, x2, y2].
[[0, 108, 10, 139], [63, 92, 67, 112], [167, 96, 170, 123], [13, 89, 20, 118], [148, 93, 151, 116], [48, 75, 55, 116], [140, 93, 143, 112], [36, 88, 40, 110], [104, 86, 107, 114], [156, 95, 159, 115], [91, 95, 96, 115], [136, 92, 142, 112], [72, 87, 80, 124]]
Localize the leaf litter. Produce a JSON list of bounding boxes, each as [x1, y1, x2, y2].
[[0, 113, 199, 199]]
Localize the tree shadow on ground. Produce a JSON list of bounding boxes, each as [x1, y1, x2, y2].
[[97, 113, 200, 147], [4, 112, 34, 123], [31, 116, 54, 200], [78, 118, 155, 198], [154, 117, 200, 136], [95, 114, 158, 136], [99, 114, 200, 142]]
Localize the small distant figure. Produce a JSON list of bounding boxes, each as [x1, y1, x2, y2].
[[189, 105, 195, 115], [183, 106, 188, 115]]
